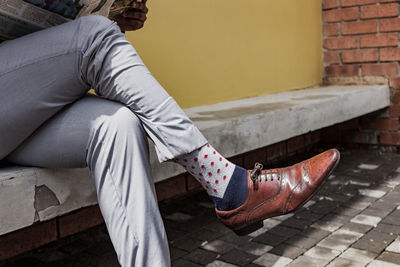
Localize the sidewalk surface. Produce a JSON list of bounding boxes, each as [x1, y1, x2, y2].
[[1, 148, 400, 267]]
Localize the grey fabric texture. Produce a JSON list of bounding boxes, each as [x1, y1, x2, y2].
[[0, 15, 208, 266]]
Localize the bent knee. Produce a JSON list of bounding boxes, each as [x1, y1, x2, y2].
[[96, 105, 145, 138]]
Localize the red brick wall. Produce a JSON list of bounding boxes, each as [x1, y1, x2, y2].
[[323, 0, 400, 148], [323, 0, 400, 79]]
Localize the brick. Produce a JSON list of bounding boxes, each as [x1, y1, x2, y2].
[[390, 104, 400, 116], [361, 62, 399, 75], [286, 135, 305, 154], [390, 76, 400, 89], [58, 205, 104, 238], [0, 219, 57, 261], [381, 48, 400, 61], [244, 148, 266, 169], [361, 117, 399, 130], [361, 3, 398, 18], [360, 33, 398, 47], [381, 18, 400, 31], [324, 7, 359, 22], [324, 23, 340, 36], [342, 131, 371, 143], [342, 49, 378, 63], [325, 64, 360, 77], [380, 0, 400, 2], [380, 132, 400, 145], [341, 0, 376, 7], [266, 141, 286, 161], [155, 173, 187, 201], [324, 36, 358, 49], [342, 20, 378, 34], [325, 51, 341, 64], [324, 0, 340, 9], [393, 90, 400, 103]]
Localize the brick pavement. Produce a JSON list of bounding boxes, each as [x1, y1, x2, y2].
[[1, 148, 400, 267]]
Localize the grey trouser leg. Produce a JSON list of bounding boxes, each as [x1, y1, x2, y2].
[[0, 15, 207, 163], [0, 15, 208, 266], [6, 95, 171, 266]]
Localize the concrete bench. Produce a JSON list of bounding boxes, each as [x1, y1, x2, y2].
[[0, 85, 390, 236]]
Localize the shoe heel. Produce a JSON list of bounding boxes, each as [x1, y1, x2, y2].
[[233, 221, 263, 236]]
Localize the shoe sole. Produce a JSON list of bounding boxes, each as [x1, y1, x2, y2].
[[233, 151, 341, 236]]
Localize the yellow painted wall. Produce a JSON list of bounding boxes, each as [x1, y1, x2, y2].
[[126, 0, 322, 108]]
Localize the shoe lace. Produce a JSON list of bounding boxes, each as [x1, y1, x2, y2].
[[250, 162, 263, 190]]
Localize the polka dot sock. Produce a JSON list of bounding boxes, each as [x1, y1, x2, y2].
[[174, 143, 248, 211]]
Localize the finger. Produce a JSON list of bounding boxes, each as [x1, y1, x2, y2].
[[122, 10, 147, 21], [124, 19, 144, 31], [131, 2, 148, 13]]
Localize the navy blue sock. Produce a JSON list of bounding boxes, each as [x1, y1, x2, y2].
[[211, 166, 248, 211]]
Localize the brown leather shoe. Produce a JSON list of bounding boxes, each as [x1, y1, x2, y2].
[[215, 148, 340, 235]]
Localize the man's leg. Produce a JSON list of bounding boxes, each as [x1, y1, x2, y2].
[[6, 95, 170, 267], [0, 15, 207, 163]]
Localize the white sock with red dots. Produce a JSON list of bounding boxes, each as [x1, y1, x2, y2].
[[174, 143, 249, 211], [175, 143, 235, 198]]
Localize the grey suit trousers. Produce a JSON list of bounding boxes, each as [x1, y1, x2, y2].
[[0, 15, 207, 266]]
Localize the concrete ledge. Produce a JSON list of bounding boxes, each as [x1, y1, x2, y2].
[[0, 85, 390, 235]]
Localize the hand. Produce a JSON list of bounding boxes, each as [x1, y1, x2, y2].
[[113, 0, 148, 32]]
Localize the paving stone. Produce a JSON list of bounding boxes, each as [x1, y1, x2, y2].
[[367, 259, 400, 267], [219, 249, 258, 266], [237, 242, 272, 256], [369, 199, 398, 212], [269, 244, 306, 259], [284, 235, 320, 250], [171, 237, 204, 252], [375, 223, 400, 235], [381, 210, 400, 226], [340, 248, 377, 264], [205, 260, 239, 267], [361, 207, 393, 218], [286, 255, 329, 267], [183, 249, 219, 265], [318, 229, 362, 252], [358, 189, 387, 199], [220, 232, 253, 246], [298, 227, 331, 241], [203, 222, 232, 235], [172, 259, 202, 267], [309, 200, 339, 215], [262, 219, 282, 229], [344, 199, 372, 211], [386, 237, 400, 253], [252, 253, 292, 267], [311, 214, 349, 232], [326, 257, 366, 267], [273, 213, 294, 221], [201, 239, 235, 254], [351, 214, 382, 227], [170, 247, 187, 261], [341, 222, 374, 234], [352, 230, 397, 253], [304, 246, 340, 261], [294, 210, 325, 222], [165, 212, 194, 222], [188, 228, 224, 242], [377, 251, 400, 265], [267, 226, 301, 238], [252, 233, 288, 247], [280, 217, 313, 230], [334, 206, 362, 217], [358, 164, 379, 170]]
